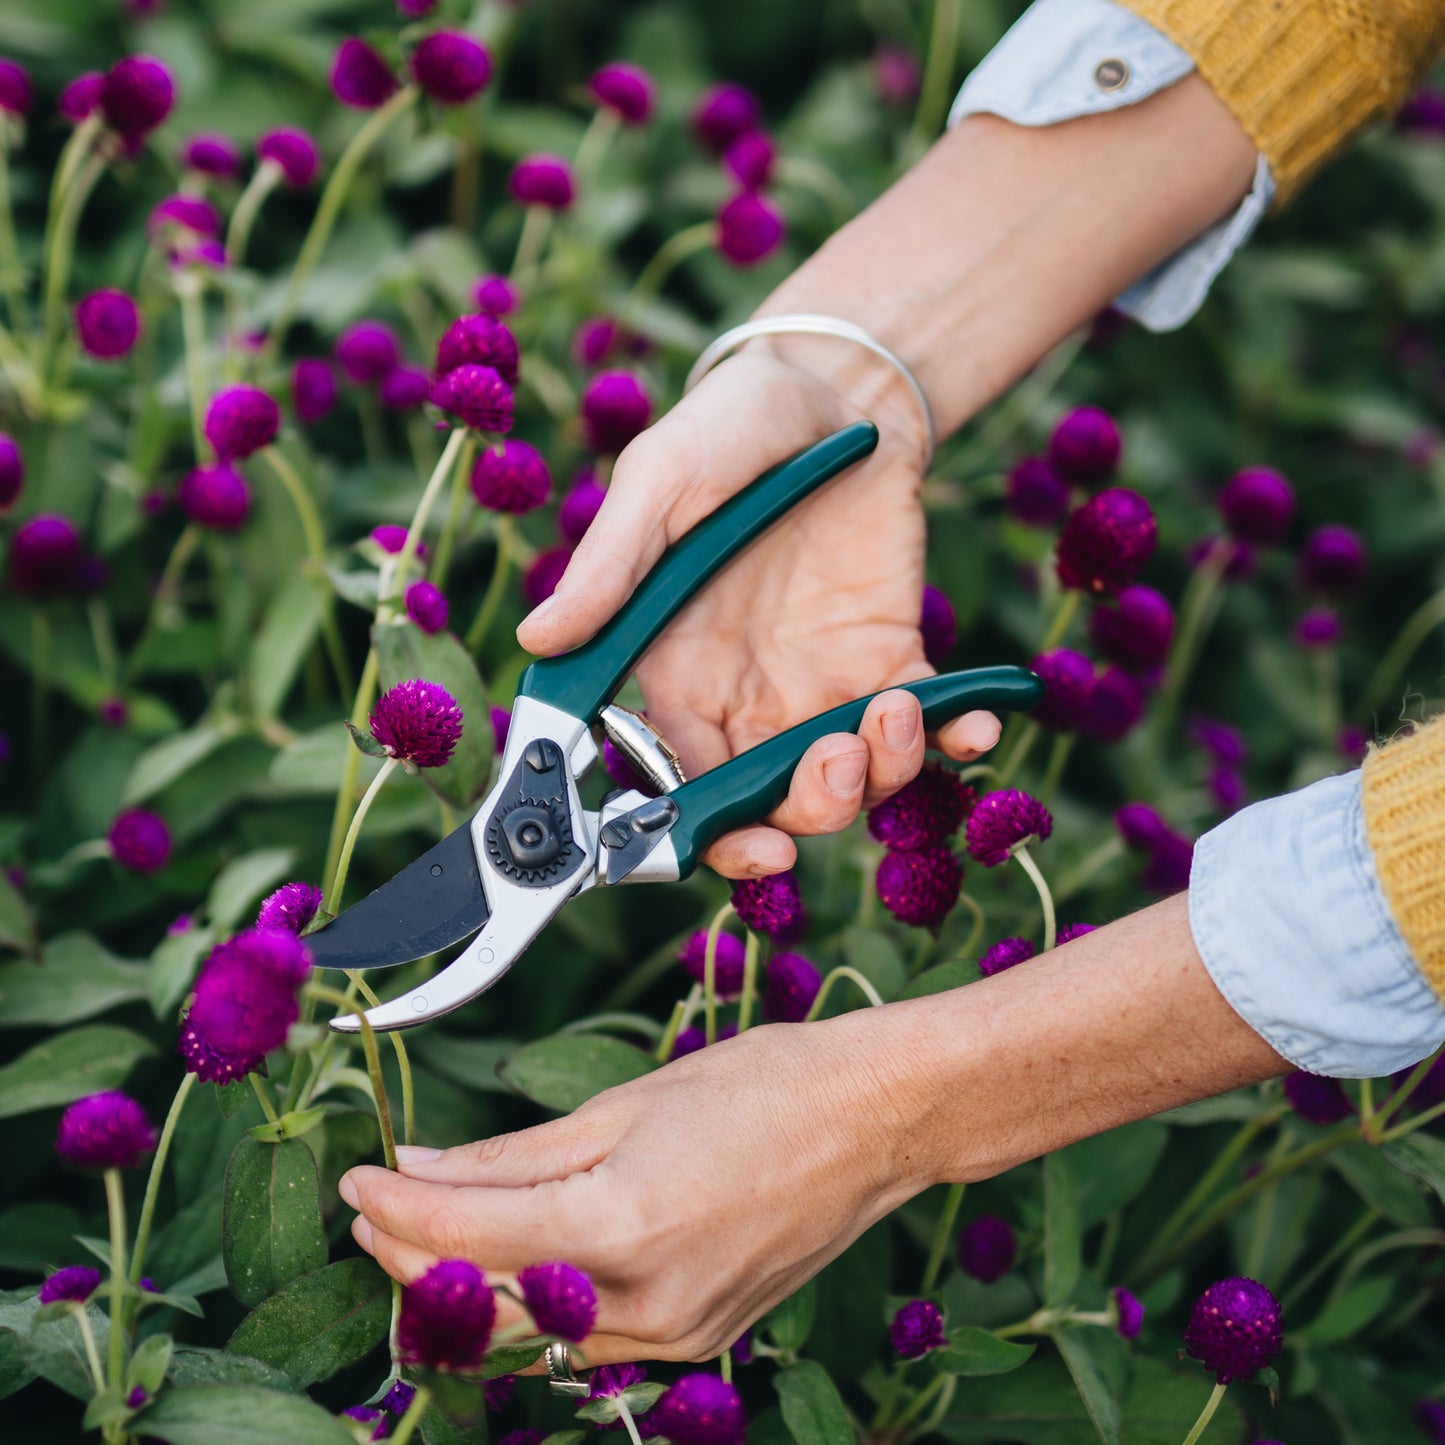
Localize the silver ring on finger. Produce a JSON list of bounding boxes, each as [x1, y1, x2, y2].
[[545, 1341, 591, 1397]]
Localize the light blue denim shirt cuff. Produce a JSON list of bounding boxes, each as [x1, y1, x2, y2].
[[948, 0, 1275, 333], [1188, 771, 1445, 1079]]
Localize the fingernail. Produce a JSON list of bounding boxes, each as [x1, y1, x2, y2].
[[882, 707, 918, 750], [521, 595, 558, 631], [823, 751, 868, 795], [353, 1217, 374, 1251], [339, 1173, 359, 1209], [395, 1145, 442, 1166]]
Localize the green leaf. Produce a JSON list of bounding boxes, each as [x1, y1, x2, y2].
[[1379, 1132, 1445, 1208], [0, 933, 149, 1026], [575, 1381, 667, 1423], [839, 925, 907, 1001], [249, 573, 324, 721], [122, 723, 232, 806], [1333, 1140, 1431, 1227], [345, 720, 390, 757], [83, 1387, 134, 1432], [0, 867, 36, 956], [421, 1400, 493, 1445], [1053, 1326, 1123, 1445], [222, 1138, 328, 1308], [270, 727, 367, 794], [12, 1302, 111, 1400], [127, 1333, 175, 1395], [1060, 1122, 1169, 1229], [148, 924, 215, 1018], [758, 1279, 817, 1354], [414, 1034, 519, 1093], [498, 1034, 658, 1112], [166, 1345, 298, 1392], [248, 1104, 327, 1143], [476, 1344, 543, 1377], [934, 1327, 1035, 1377], [1153, 1093, 1266, 1126], [774, 1360, 855, 1445], [228, 1257, 390, 1386], [206, 848, 298, 933], [1044, 1153, 1081, 1308], [133, 1384, 357, 1444], [0, 1203, 85, 1271], [0, 1024, 155, 1118], [1295, 1273, 1396, 1346], [896, 956, 975, 1001]]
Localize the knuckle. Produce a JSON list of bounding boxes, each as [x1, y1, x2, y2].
[[421, 1196, 472, 1261]]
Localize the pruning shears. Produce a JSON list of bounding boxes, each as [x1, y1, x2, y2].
[[309, 422, 1043, 1033]]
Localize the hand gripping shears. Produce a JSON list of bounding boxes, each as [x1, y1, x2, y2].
[[308, 422, 1043, 1032]]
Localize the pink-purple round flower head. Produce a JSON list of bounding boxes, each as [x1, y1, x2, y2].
[[1398, 88, 1445, 135], [691, 83, 761, 154], [1056, 488, 1157, 596], [1113, 1287, 1145, 1339], [382, 1379, 417, 1416], [56, 1092, 156, 1170], [589, 62, 655, 124], [491, 706, 511, 754], [405, 580, 449, 635], [101, 55, 175, 141], [509, 154, 574, 209], [149, 195, 222, 244], [1208, 768, 1246, 815], [431, 364, 515, 433], [436, 314, 520, 385], [397, 1260, 496, 1371], [292, 358, 338, 424], [958, 1215, 1017, 1283], [965, 789, 1052, 866], [1183, 1276, 1282, 1384], [582, 370, 651, 455], [1294, 607, 1342, 649], [590, 1361, 646, 1402], [483, 1375, 515, 1410], [180, 464, 251, 531], [1030, 648, 1095, 732], [1048, 406, 1121, 487], [1006, 456, 1070, 527], [648, 1373, 747, 1445], [867, 762, 973, 850], [108, 809, 171, 872], [1338, 724, 1370, 762], [0, 432, 23, 510], [411, 32, 492, 105], [764, 952, 823, 1023], [716, 191, 785, 266], [517, 1260, 597, 1342], [370, 524, 424, 558], [1190, 718, 1247, 769], [0, 59, 32, 117], [9, 514, 84, 595], [495, 1432, 546, 1445], [920, 584, 957, 665], [672, 1023, 738, 1057], [1082, 666, 1146, 743], [877, 846, 963, 928], [471, 439, 550, 513], [1141, 830, 1195, 895], [1299, 524, 1368, 593], [874, 44, 922, 107], [1089, 585, 1173, 675], [370, 678, 464, 770], [256, 881, 323, 935], [1058, 921, 1095, 943], [397, 0, 437, 13], [1187, 534, 1257, 583], [98, 696, 129, 729], [331, 38, 399, 109], [181, 132, 240, 178], [575, 316, 621, 368], [473, 274, 519, 317], [39, 1265, 103, 1306], [524, 546, 570, 608], [979, 936, 1035, 977], [256, 128, 320, 189], [60, 72, 105, 124], [724, 132, 777, 191], [336, 321, 402, 385], [1282, 1071, 1353, 1125], [75, 289, 140, 360], [890, 1299, 945, 1359], [380, 366, 430, 411], [1219, 466, 1294, 546], [204, 385, 280, 461], [732, 870, 804, 937], [679, 930, 747, 995], [558, 474, 606, 543]]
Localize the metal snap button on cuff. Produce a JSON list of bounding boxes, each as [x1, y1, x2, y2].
[[1094, 57, 1130, 91]]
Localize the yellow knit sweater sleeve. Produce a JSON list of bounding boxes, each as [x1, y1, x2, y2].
[[1362, 712, 1445, 1006], [1120, 0, 1445, 204]]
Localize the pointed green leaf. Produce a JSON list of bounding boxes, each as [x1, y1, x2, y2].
[[0, 934, 148, 1027], [775, 1360, 854, 1445], [839, 925, 907, 1001], [149, 925, 215, 1018], [498, 1034, 658, 1112], [758, 1279, 817, 1354], [1053, 1326, 1123, 1445], [1334, 1140, 1431, 1227], [345, 720, 390, 757], [166, 1345, 298, 1392], [0, 868, 36, 956], [1379, 1132, 1445, 1209], [896, 956, 976, 1001], [222, 1138, 328, 1307], [122, 724, 231, 806], [127, 1333, 174, 1395], [1044, 1152, 1081, 1308], [0, 1025, 154, 1118], [206, 848, 298, 934], [0, 1204, 85, 1272], [934, 1327, 1035, 1377], [11, 1302, 112, 1401], [133, 1384, 356, 1444], [249, 573, 324, 721]]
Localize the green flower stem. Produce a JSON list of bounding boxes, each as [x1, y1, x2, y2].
[[0, 320, 39, 414], [1313, 644, 1340, 742], [956, 891, 986, 960], [30, 609, 50, 774], [1011, 844, 1055, 952], [1370, 1045, 1443, 1134], [560, 1011, 663, 1043], [1039, 732, 1074, 808], [993, 720, 1038, 788], [388, 1381, 431, 1445], [322, 647, 381, 898], [1053, 835, 1125, 906], [736, 931, 762, 1033], [655, 995, 691, 1063], [45, 113, 101, 247], [893, 1369, 952, 1433], [1039, 588, 1082, 654], [248, 1072, 280, 1125], [616, 1398, 646, 1445], [225, 161, 282, 275], [509, 205, 553, 287], [701, 901, 735, 1046], [1361, 583, 1445, 717], [176, 275, 210, 460], [348, 969, 416, 1148], [384, 425, 469, 611], [430, 434, 478, 593], [910, 0, 963, 148], [1381, 1093, 1445, 1141], [602, 933, 696, 1012], [0, 137, 30, 332], [307, 982, 398, 1172], [857, 846, 881, 925], [631, 221, 716, 305], [994, 1307, 1063, 1339], [88, 599, 120, 688], [261, 87, 419, 371], [719, 1347, 733, 1385], [72, 1304, 106, 1394], [1150, 545, 1230, 760], [41, 148, 107, 384], [913, 1374, 958, 1439], [774, 155, 853, 225], [129, 1072, 197, 1286], [325, 756, 399, 918], [103, 1169, 128, 1388], [804, 965, 885, 1022], [1359, 1076, 1375, 1125], [920, 1182, 965, 1294], [958, 331, 1084, 472], [1281, 1204, 1377, 1312], [574, 107, 620, 187], [1180, 1381, 1228, 1445], [464, 514, 517, 653], [359, 399, 385, 466]]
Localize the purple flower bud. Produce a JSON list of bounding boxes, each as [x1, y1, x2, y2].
[[74, 288, 141, 361], [523, 546, 570, 608], [1113, 1286, 1145, 1339], [508, 154, 574, 210], [1398, 87, 1445, 136], [1029, 648, 1095, 732], [370, 524, 425, 558], [397, 0, 438, 13], [649, 1373, 747, 1445], [723, 132, 777, 191], [436, 314, 519, 385], [691, 83, 761, 154], [411, 32, 492, 105], [589, 62, 656, 125], [9, 514, 85, 595], [0, 60, 32, 117], [1048, 406, 1121, 487], [1282, 1071, 1354, 1125], [957, 1214, 1016, 1283], [0, 432, 24, 511], [1140, 830, 1194, 895], [979, 937, 1034, 977], [1219, 466, 1294, 546], [336, 321, 402, 385], [56, 1092, 156, 1170], [148, 195, 222, 243], [39, 1265, 103, 1305], [405, 580, 449, 635], [1088, 585, 1173, 675], [59, 72, 105, 124], [1081, 666, 1146, 743], [672, 1023, 738, 1057], [678, 930, 747, 995], [1298, 524, 1368, 593], [382, 1379, 417, 1416], [108, 808, 171, 872], [517, 1260, 597, 1342], [483, 1374, 515, 1410], [1338, 724, 1370, 762], [876, 846, 963, 928], [1006, 456, 1070, 527], [491, 706, 511, 754], [732, 871, 804, 937], [204, 385, 280, 461], [398, 1260, 496, 1371], [431, 364, 515, 433], [98, 696, 129, 729], [590, 1362, 646, 1401], [379, 365, 430, 411], [181, 132, 241, 178], [168, 914, 193, 936], [292, 358, 338, 425], [716, 191, 785, 266], [101, 56, 175, 140], [889, 1299, 945, 1359], [1293, 606, 1343, 649], [256, 881, 323, 935], [1056, 488, 1157, 596], [471, 439, 550, 513], [330, 38, 399, 110], [965, 789, 1052, 867], [874, 44, 922, 108], [867, 762, 973, 850], [341, 1405, 384, 1433], [920, 585, 957, 666], [574, 316, 621, 368], [1208, 768, 1247, 815], [473, 274, 519, 317], [179, 463, 252, 531], [602, 736, 652, 795], [370, 678, 464, 769], [1058, 921, 1095, 944], [256, 128, 320, 189], [764, 952, 823, 1022], [581, 370, 651, 455], [558, 474, 606, 543], [1183, 1276, 1282, 1384], [1188, 718, 1247, 769], [1186, 534, 1257, 582]]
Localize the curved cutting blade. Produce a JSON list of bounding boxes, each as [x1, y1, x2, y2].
[[304, 823, 488, 970]]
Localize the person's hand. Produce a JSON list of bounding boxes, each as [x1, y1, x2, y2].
[[516, 345, 1001, 879]]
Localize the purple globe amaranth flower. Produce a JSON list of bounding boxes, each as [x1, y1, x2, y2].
[[589, 62, 655, 124], [1187, 534, 1258, 584], [331, 38, 399, 110], [1294, 607, 1343, 649], [1006, 456, 1070, 528], [375, 365, 427, 412], [9, 515, 84, 595], [691, 83, 761, 154], [716, 191, 785, 266], [336, 321, 402, 385], [38, 1265, 103, 1305], [178, 929, 312, 1083], [436, 313, 520, 385], [648, 1373, 747, 1445], [1299, 524, 1368, 593], [168, 913, 194, 936], [0, 432, 24, 510], [292, 358, 338, 425], [341, 1405, 385, 1436], [471, 439, 550, 513], [370, 524, 426, 558], [1219, 466, 1295, 546], [1398, 87, 1445, 135], [397, 0, 438, 13], [1088, 585, 1174, 675], [1058, 921, 1096, 943], [382, 1379, 417, 1416], [558, 475, 606, 543], [256, 128, 320, 189], [1113, 1286, 1145, 1339], [679, 930, 747, 995], [867, 762, 973, 850], [1208, 768, 1247, 816], [603, 736, 652, 795], [1184, 1276, 1283, 1384], [180, 463, 252, 532], [590, 1360, 646, 1398], [509, 154, 574, 210], [966, 789, 1053, 867], [181, 132, 241, 178], [1189, 718, 1247, 769], [724, 131, 777, 191], [1048, 406, 1121, 487], [75, 288, 140, 360], [491, 706, 511, 754], [732, 870, 804, 937], [958, 1214, 1017, 1283], [398, 1260, 496, 1371], [1056, 488, 1157, 596], [1141, 830, 1195, 895], [473, 274, 519, 317], [877, 846, 963, 929], [108, 809, 171, 872], [60, 72, 105, 124], [0, 59, 33, 117], [1416, 1401, 1445, 1445], [256, 881, 323, 935], [411, 32, 492, 105], [56, 1092, 156, 1170], [672, 1023, 738, 1057], [431, 364, 514, 433], [148, 195, 222, 243], [482, 1374, 515, 1410], [874, 44, 922, 107], [890, 1299, 945, 1359], [582, 370, 651, 454], [1029, 648, 1095, 732], [575, 316, 621, 368], [1081, 666, 1146, 743], [1283, 1071, 1354, 1125], [920, 585, 957, 665], [764, 952, 823, 1023], [523, 546, 570, 608], [205, 385, 280, 461], [98, 696, 129, 729], [979, 936, 1035, 977], [1338, 723, 1370, 762], [101, 55, 175, 140], [369, 679, 464, 770], [517, 1260, 597, 1342], [405, 579, 449, 635]]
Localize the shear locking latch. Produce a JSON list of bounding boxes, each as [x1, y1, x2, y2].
[[598, 796, 680, 885]]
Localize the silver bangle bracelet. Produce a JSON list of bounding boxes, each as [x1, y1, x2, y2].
[[683, 312, 937, 461]]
